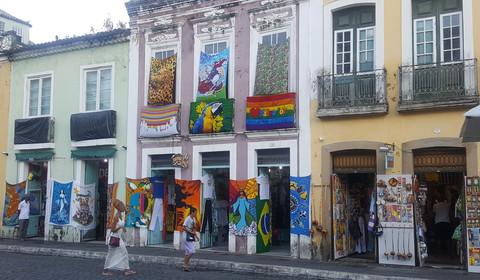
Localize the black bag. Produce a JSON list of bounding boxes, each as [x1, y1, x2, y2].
[[186, 232, 195, 242], [109, 235, 120, 247], [373, 221, 383, 237]]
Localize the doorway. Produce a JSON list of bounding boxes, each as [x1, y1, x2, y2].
[[82, 159, 109, 241], [26, 162, 48, 238]]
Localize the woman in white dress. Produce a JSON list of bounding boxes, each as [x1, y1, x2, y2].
[[182, 207, 199, 272], [102, 199, 136, 276]]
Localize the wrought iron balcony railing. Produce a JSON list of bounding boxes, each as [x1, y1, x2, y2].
[[317, 69, 387, 117], [398, 59, 478, 109]]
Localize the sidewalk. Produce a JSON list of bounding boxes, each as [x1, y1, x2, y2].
[[0, 238, 473, 280]]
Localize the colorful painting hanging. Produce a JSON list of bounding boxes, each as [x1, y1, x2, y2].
[[189, 99, 234, 134], [290, 175, 311, 236], [3, 181, 27, 226], [246, 92, 296, 130], [148, 54, 177, 105], [125, 178, 154, 228], [256, 199, 271, 252], [229, 179, 258, 236], [71, 182, 96, 230], [254, 39, 289, 95], [174, 179, 201, 231], [196, 48, 229, 102], [49, 180, 73, 225], [139, 104, 180, 138], [106, 182, 118, 229]]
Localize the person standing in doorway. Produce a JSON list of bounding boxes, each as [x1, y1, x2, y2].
[[17, 195, 31, 241], [433, 196, 451, 254], [182, 207, 199, 272]]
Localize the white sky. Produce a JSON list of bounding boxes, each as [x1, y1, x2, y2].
[[2, 0, 130, 44]]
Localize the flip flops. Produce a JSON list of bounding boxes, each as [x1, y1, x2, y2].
[[182, 266, 192, 272], [124, 270, 137, 276], [102, 271, 113, 276]]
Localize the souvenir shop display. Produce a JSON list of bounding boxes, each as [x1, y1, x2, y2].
[[376, 175, 415, 266], [414, 180, 428, 265], [465, 176, 480, 273]]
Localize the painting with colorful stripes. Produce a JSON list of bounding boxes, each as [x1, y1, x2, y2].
[[140, 104, 180, 138], [246, 92, 296, 130]]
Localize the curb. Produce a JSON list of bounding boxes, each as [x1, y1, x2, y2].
[[0, 244, 426, 280]]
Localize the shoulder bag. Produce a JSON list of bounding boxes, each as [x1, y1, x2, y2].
[[109, 232, 120, 247]]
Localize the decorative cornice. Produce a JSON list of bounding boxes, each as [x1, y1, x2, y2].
[[256, 12, 289, 25], [154, 18, 173, 26], [244, 129, 299, 140], [261, 0, 284, 6], [151, 33, 177, 42], [200, 23, 230, 35], [204, 8, 225, 18]]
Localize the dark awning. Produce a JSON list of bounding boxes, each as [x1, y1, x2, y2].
[[15, 151, 55, 161], [71, 147, 117, 159]]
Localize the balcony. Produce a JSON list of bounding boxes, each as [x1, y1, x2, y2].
[[398, 59, 478, 111], [70, 110, 116, 147], [14, 116, 55, 150], [316, 69, 388, 118]]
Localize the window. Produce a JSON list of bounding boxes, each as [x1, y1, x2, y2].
[[0, 21, 4, 33], [12, 26, 23, 36], [333, 7, 375, 74], [205, 42, 227, 55], [27, 76, 52, 117], [154, 50, 175, 60], [84, 66, 112, 111], [412, 0, 463, 64], [262, 31, 287, 45]]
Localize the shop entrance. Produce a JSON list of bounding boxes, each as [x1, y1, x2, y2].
[[81, 159, 109, 241], [26, 161, 48, 238], [257, 148, 290, 254], [200, 151, 230, 250], [150, 154, 176, 245], [413, 147, 466, 268]]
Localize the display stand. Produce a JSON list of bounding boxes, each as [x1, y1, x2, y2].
[[376, 175, 415, 266], [465, 176, 480, 273]]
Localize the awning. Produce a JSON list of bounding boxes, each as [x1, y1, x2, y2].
[[71, 147, 117, 159], [15, 151, 55, 161], [460, 105, 480, 143]]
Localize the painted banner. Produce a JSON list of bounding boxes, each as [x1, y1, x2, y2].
[[229, 179, 258, 236], [139, 104, 180, 138], [290, 175, 311, 236], [254, 39, 289, 95], [71, 182, 96, 230], [175, 179, 201, 231], [189, 99, 234, 134], [106, 182, 118, 229], [256, 199, 271, 252], [125, 178, 154, 228], [196, 48, 229, 102], [148, 54, 177, 105], [246, 92, 296, 130], [49, 180, 73, 225], [3, 181, 27, 226]]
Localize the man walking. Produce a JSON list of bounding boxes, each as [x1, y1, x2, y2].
[[17, 195, 30, 241]]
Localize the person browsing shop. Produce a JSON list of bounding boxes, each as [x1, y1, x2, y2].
[[17, 195, 30, 241], [433, 196, 451, 254]]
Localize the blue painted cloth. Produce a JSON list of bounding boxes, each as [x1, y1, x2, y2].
[[151, 176, 165, 199], [49, 181, 73, 225], [290, 175, 311, 236]]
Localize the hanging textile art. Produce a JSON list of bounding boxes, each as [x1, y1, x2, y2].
[[3, 181, 26, 226], [71, 182, 96, 230], [254, 39, 289, 95], [139, 104, 180, 138], [196, 48, 229, 102], [125, 178, 154, 228], [106, 182, 118, 229], [256, 198, 271, 252], [49, 180, 73, 225], [189, 98, 234, 134], [246, 92, 296, 130], [229, 179, 258, 236], [175, 179, 201, 231], [148, 54, 177, 105], [290, 175, 311, 236]]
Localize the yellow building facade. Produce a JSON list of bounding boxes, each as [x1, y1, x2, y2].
[[0, 58, 11, 232], [307, 0, 479, 267]]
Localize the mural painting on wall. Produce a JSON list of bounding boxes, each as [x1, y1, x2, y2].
[[196, 48, 229, 102], [246, 92, 296, 130], [3, 181, 26, 226], [106, 182, 118, 229], [229, 179, 258, 236], [49, 180, 73, 226], [71, 182, 96, 230], [174, 179, 201, 231], [254, 39, 289, 96], [148, 54, 177, 105], [189, 99, 234, 134], [139, 104, 180, 138], [290, 175, 311, 236], [125, 178, 154, 228]]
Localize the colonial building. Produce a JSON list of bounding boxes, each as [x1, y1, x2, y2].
[[0, 9, 31, 45]]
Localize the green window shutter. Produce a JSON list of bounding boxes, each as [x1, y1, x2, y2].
[[71, 147, 117, 159]]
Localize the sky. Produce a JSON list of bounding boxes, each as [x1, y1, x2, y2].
[[2, 0, 130, 44]]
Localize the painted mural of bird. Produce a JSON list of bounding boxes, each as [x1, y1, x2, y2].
[[192, 102, 223, 133]]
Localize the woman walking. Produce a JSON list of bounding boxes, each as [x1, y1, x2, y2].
[[102, 199, 136, 276], [182, 207, 199, 272]]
